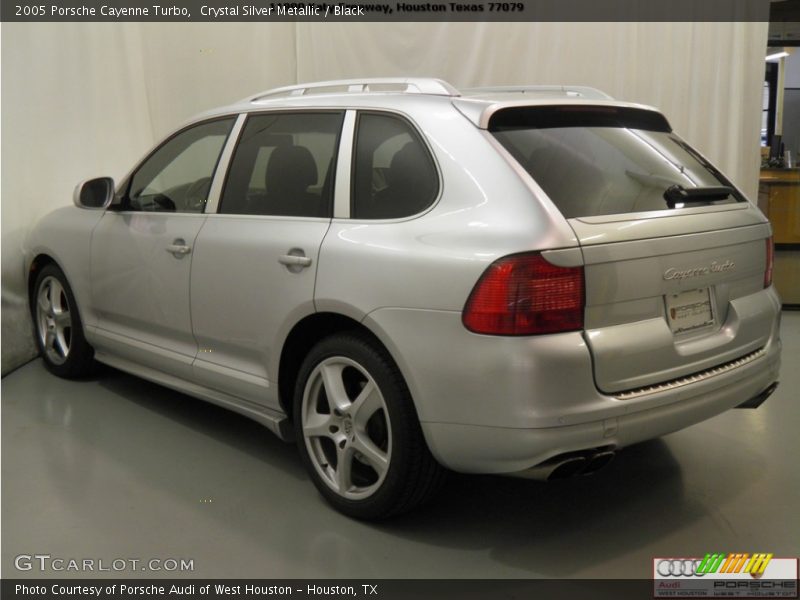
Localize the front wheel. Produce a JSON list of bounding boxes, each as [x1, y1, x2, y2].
[[32, 264, 95, 378], [294, 333, 444, 519]]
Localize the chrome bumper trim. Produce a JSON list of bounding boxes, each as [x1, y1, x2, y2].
[[613, 347, 767, 400]]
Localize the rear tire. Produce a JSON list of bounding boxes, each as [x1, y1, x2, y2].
[[293, 332, 445, 520], [32, 264, 95, 378]]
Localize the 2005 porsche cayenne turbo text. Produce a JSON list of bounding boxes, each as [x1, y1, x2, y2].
[[26, 78, 781, 519]]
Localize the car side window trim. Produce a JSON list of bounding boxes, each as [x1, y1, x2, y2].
[[204, 114, 247, 214], [333, 110, 357, 219], [113, 115, 236, 214]]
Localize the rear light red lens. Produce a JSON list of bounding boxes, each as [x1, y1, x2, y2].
[[462, 253, 584, 335], [765, 236, 774, 288]]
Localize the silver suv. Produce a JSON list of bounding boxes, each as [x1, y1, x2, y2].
[[26, 78, 781, 519]]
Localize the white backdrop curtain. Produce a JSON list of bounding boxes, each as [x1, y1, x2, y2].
[[0, 21, 769, 373]]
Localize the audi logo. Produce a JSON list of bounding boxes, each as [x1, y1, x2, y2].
[[657, 559, 705, 577]]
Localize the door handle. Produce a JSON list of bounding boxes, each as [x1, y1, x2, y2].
[[279, 249, 312, 273], [166, 239, 191, 258], [278, 255, 312, 267]]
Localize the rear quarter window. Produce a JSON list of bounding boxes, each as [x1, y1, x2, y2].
[[351, 112, 439, 220]]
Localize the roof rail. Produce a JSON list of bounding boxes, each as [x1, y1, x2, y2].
[[462, 85, 613, 100], [247, 78, 460, 102]]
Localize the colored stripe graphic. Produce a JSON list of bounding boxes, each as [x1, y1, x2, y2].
[[745, 553, 773, 574], [695, 553, 773, 574], [696, 553, 724, 574]]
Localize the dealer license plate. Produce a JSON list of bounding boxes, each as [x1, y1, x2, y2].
[[665, 288, 714, 334]]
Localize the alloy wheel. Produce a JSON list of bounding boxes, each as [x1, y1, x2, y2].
[[301, 356, 392, 500], [36, 275, 72, 366]]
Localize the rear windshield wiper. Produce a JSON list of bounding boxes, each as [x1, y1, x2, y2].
[[663, 185, 734, 208]]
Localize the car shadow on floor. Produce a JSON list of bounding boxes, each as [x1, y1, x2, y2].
[[92, 365, 752, 577], [94, 365, 306, 481], [379, 439, 695, 576], [4, 360, 759, 578], [94, 365, 709, 576]]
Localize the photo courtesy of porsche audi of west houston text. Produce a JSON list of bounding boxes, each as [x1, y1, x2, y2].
[[12, 583, 375, 598]]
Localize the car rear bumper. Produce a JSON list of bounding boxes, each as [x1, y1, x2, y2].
[[420, 343, 779, 474], [364, 288, 781, 475]]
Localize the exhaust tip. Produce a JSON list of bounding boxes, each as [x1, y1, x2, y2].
[[736, 382, 779, 409], [547, 457, 588, 480], [514, 446, 617, 480], [582, 450, 615, 475]]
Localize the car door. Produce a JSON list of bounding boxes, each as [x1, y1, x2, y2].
[[90, 117, 236, 379], [190, 111, 345, 409]]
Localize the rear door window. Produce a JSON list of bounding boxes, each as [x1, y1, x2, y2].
[[220, 112, 344, 218], [489, 106, 744, 219]]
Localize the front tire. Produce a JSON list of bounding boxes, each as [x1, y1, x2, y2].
[[32, 264, 95, 378], [294, 332, 444, 519]]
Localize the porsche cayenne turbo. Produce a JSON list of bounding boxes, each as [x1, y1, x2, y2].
[[26, 78, 781, 518]]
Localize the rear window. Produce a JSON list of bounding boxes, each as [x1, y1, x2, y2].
[[489, 106, 744, 219]]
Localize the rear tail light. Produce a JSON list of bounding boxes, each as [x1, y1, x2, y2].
[[462, 253, 584, 335], [765, 236, 774, 289]]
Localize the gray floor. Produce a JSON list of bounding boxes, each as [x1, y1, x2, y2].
[[2, 314, 799, 579]]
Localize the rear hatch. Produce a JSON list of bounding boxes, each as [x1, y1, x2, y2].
[[489, 105, 773, 394]]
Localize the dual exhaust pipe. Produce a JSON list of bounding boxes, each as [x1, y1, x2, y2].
[[735, 382, 779, 409], [521, 448, 616, 481], [519, 382, 779, 481]]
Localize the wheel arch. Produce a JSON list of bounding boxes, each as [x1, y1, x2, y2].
[[28, 252, 97, 377], [27, 254, 62, 314], [278, 312, 417, 423], [28, 252, 93, 343]]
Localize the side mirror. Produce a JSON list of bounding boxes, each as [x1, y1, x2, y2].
[[73, 177, 115, 210]]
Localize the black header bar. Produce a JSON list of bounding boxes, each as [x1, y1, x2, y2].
[[1, 0, 771, 23], [2, 579, 654, 600]]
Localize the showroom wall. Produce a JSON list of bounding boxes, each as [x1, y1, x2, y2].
[[1, 23, 153, 374], [0, 21, 769, 374]]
